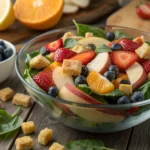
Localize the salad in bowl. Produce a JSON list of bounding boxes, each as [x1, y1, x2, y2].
[[16, 21, 150, 133]]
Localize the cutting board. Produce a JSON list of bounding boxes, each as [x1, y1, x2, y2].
[[106, 0, 150, 32], [0, 0, 118, 44]]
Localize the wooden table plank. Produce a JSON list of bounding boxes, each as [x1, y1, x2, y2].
[[11, 104, 132, 150], [127, 120, 150, 150]]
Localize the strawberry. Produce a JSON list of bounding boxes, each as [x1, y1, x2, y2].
[[136, 4, 150, 19], [142, 60, 150, 73], [70, 50, 96, 65], [54, 48, 77, 62], [110, 51, 138, 70], [45, 39, 63, 52], [119, 38, 141, 51], [33, 71, 55, 92]]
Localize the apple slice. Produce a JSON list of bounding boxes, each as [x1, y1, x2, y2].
[[70, 0, 90, 8], [59, 83, 125, 123], [126, 62, 147, 89], [87, 52, 111, 74], [63, 3, 79, 14], [52, 67, 75, 90], [78, 37, 109, 48]]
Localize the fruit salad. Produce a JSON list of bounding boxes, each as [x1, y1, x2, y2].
[[24, 21, 150, 125]]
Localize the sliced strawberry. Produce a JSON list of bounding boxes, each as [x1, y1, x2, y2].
[[128, 107, 139, 115], [142, 60, 150, 73], [119, 38, 141, 51], [45, 39, 63, 52], [70, 50, 96, 65], [54, 48, 77, 62], [136, 4, 150, 19], [110, 51, 138, 70], [137, 57, 146, 64], [33, 71, 55, 92]]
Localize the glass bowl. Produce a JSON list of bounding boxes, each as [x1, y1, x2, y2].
[[16, 25, 150, 133]]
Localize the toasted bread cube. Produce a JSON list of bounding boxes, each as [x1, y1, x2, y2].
[[12, 93, 31, 107], [30, 54, 50, 69], [21, 121, 35, 135], [72, 44, 88, 53], [46, 52, 54, 61], [119, 84, 132, 96], [49, 142, 65, 150], [38, 128, 53, 145], [135, 43, 150, 59], [0, 87, 14, 102], [62, 32, 83, 41], [133, 36, 145, 43], [62, 59, 82, 76], [15, 136, 34, 150], [148, 73, 150, 80], [85, 32, 93, 38]]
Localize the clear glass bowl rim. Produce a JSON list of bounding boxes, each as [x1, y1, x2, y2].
[[16, 25, 150, 109]]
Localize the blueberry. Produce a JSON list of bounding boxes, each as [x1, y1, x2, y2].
[[0, 46, 4, 54], [40, 46, 49, 55], [103, 71, 116, 81], [81, 66, 89, 77], [48, 86, 59, 97], [117, 96, 130, 104], [106, 32, 115, 41], [75, 75, 86, 85], [111, 43, 122, 51], [130, 91, 144, 103], [108, 65, 119, 76], [87, 44, 96, 50], [0, 40, 5, 48], [120, 80, 130, 84], [0, 53, 3, 62], [3, 48, 13, 59]]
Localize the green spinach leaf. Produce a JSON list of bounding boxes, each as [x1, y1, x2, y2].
[[0, 107, 23, 135], [77, 84, 92, 95], [138, 80, 150, 99], [114, 30, 131, 40], [64, 38, 77, 48], [73, 20, 106, 38], [146, 41, 150, 46], [66, 139, 116, 150], [96, 44, 112, 53]]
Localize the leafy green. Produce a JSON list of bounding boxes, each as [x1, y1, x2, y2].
[[64, 38, 77, 48], [146, 41, 150, 46], [96, 44, 112, 53], [66, 139, 116, 150], [138, 80, 150, 99], [114, 30, 131, 40], [0, 107, 23, 135], [77, 84, 92, 95], [90, 94, 108, 104], [133, 105, 150, 116], [73, 20, 106, 38]]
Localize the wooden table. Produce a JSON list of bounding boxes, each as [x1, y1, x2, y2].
[[1, 3, 150, 150]]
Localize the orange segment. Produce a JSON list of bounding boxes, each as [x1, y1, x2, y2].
[[113, 73, 129, 89], [44, 62, 62, 71], [87, 71, 114, 94], [14, 0, 63, 30]]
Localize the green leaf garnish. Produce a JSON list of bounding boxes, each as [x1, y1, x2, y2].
[[96, 44, 112, 53], [64, 38, 77, 48], [66, 139, 116, 150], [73, 20, 106, 38], [114, 30, 131, 40]]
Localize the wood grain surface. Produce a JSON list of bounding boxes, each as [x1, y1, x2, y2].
[[106, 0, 150, 32], [0, 0, 118, 44]]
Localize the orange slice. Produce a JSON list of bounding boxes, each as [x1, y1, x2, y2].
[[44, 62, 62, 71], [87, 71, 114, 94], [14, 0, 63, 30]]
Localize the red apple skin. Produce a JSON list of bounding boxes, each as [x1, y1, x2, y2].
[[65, 83, 102, 104], [132, 70, 147, 89], [87, 52, 111, 75]]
